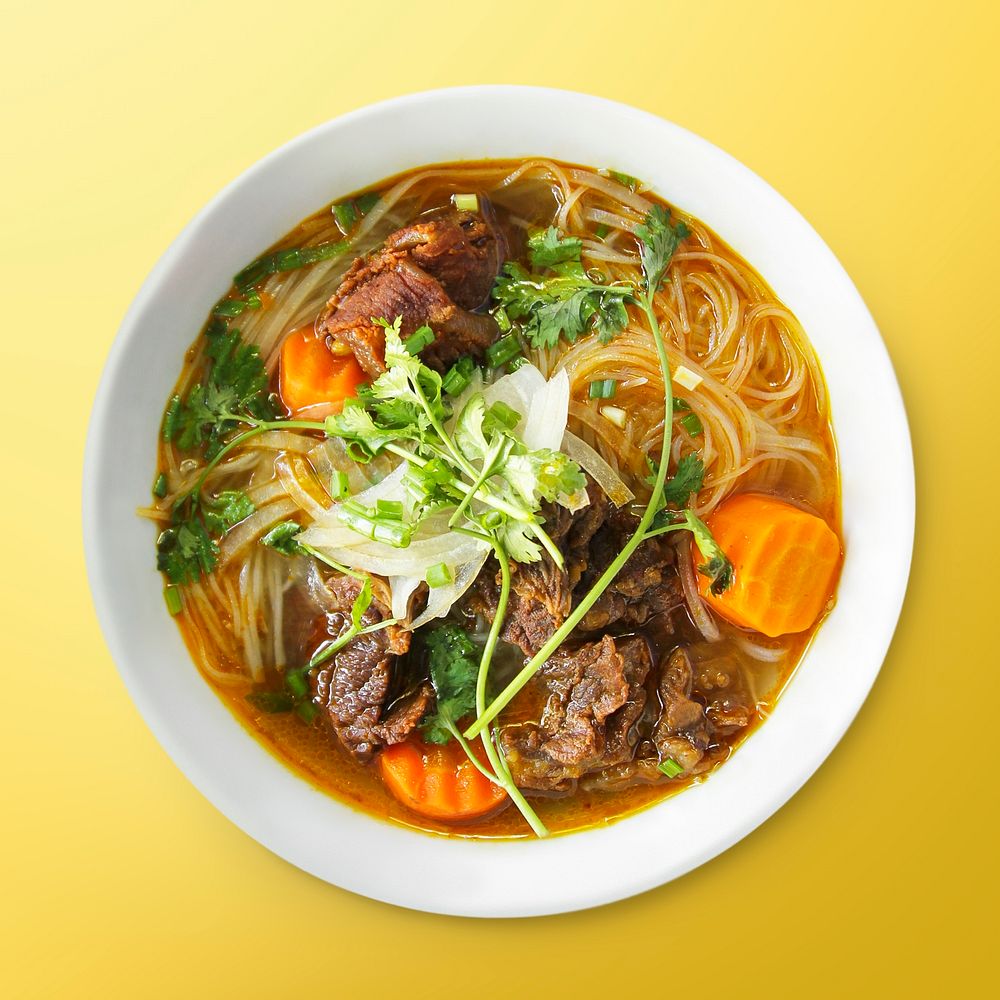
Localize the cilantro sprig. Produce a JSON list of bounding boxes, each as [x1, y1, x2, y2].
[[468, 202, 730, 740], [492, 227, 634, 349], [163, 319, 278, 460]]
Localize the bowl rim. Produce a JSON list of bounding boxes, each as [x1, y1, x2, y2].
[[83, 85, 914, 917]]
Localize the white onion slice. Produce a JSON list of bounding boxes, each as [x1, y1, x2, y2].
[[275, 454, 328, 520], [561, 431, 634, 508], [676, 537, 720, 642], [408, 547, 491, 630], [389, 575, 422, 621]]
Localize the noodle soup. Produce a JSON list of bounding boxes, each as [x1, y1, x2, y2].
[[144, 160, 841, 838]]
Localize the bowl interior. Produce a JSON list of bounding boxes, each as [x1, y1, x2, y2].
[[84, 87, 913, 917]]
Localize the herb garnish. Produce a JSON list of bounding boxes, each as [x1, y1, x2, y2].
[[492, 227, 633, 349]]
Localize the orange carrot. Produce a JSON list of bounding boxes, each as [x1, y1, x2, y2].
[[379, 736, 508, 823], [694, 493, 842, 637], [279, 325, 366, 417]]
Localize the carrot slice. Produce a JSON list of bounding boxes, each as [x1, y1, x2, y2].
[[379, 736, 508, 823], [694, 493, 842, 637], [279, 325, 366, 417]]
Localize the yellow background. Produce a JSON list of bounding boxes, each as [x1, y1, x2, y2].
[[2, 1, 997, 995]]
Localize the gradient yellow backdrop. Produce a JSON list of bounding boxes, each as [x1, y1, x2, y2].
[[2, 1, 996, 996]]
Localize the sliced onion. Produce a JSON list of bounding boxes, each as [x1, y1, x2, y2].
[[276, 453, 329, 519], [480, 364, 569, 452], [389, 574, 423, 621], [676, 537, 720, 642], [561, 430, 634, 508], [218, 497, 299, 568], [246, 430, 316, 454], [409, 547, 491, 630], [314, 539, 488, 578]]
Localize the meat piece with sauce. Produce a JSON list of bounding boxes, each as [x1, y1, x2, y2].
[[309, 574, 431, 760], [317, 204, 511, 377]]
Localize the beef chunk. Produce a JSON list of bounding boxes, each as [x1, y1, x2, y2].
[[692, 655, 755, 735], [652, 647, 712, 775], [500, 635, 653, 791], [577, 507, 684, 632], [309, 575, 419, 761], [468, 481, 610, 655], [317, 205, 509, 378], [374, 681, 435, 745]]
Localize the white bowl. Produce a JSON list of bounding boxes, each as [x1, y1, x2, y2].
[[84, 86, 914, 917]]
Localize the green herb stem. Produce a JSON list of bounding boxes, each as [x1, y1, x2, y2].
[[465, 293, 673, 739]]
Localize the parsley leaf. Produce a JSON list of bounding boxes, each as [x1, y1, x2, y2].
[[635, 205, 690, 294], [421, 624, 480, 744], [502, 449, 586, 507], [166, 321, 277, 460]]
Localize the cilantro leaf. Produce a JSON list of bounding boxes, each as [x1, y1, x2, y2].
[[202, 490, 255, 534], [635, 205, 689, 294], [684, 510, 734, 595], [502, 449, 586, 507], [166, 321, 277, 460], [260, 520, 307, 557], [492, 247, 634, 350], [156, 488, 255, 585], [527, 227, 583, 269], [661, 453, 705, 508], [421, 624, 479, 744], [500, 520, 543, 564]]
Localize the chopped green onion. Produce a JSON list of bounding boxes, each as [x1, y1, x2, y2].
[[162, 395, 181, 442], [658, 757, 683, 778], [594, 223, 610, 239], [163, 585, 182, 616], [355, 191, 380, 215], [339, 500, 412, 547], [507, 355, 529, 372], [373, 521, 410, 546], [152, 473, 168, 498], [234, 240, 347, 291], [673, 396, 691, 412], [610, 170, 640, 191], [600, 405, 627, 429], [404, 325, 435, 356], [494, 305, 512, 333], [244, 289, 262, 310], [442, 356, 475, 396], [296, 700, 318, 724], [680, 412, 703, 436], [426, 562, 453, 588], [453, 193, 479, 213], [285, 668, 309, 699], [213, 298, 246, 317], [246, 691, 294, 713], [589, 378, 617, 399], [485, 334, 521, 368], [486, 401, 521, 432], [330, 470, 349, 499], [332, 200, 358, 234], [376, 499, 403, 519]]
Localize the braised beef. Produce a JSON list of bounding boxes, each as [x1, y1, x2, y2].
[[693, 654, 755, 735], [577, 506, 685, 632], [468, 480, 610, 655], [317, 205, 510, 378], [500, 635, 653, 792], [310, 575, 422, 761], [652, 646, 713, 775]]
